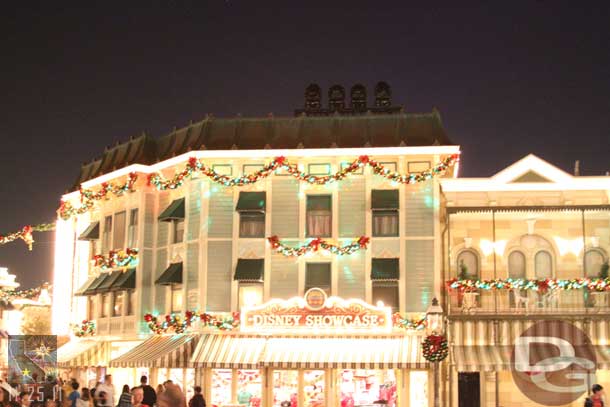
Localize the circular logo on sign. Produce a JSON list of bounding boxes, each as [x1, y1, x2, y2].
[[510, 320, 596, 406], [304, 288, 327, 310]]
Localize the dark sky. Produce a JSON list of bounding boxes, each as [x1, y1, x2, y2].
[[1, 2, 609, 288]]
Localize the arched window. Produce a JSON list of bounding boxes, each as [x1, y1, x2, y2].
[[457, 250, 479, 279], [508, 251, 526, 279], [584, 249, 607, 278], [535, 250, 553, 279]]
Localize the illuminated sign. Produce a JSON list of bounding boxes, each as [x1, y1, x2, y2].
[[241, 288, 392, 333]]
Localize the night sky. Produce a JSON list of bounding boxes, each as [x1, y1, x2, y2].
[[1, 2, 609, 288]]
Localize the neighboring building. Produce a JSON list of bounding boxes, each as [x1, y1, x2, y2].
[[53, 83, 459, 407], [440, 154, 610, 407]]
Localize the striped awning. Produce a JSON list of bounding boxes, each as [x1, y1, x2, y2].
[[191, 335, 266, 369], [109, 334, 197, 368], [453, 346, 512, 372], [58, 340, 108, 368], [261, 335, 427, 369], [593, 345, 610, 369]]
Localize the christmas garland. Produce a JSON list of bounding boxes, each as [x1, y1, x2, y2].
[[268, 236, 370, 257], [72, 320, 96, 337], [58, 172, 137, 220], [144, 311, 240, 334], [148, 154, 459, 190], [447, 277, 610, 292], [392, 314, 427, 331], [0, 284, 51, 303], [199, 311, 240, 331], [0, 223, 56, 250], [422, 334, 448, 362], [94, 248, 139, 270]]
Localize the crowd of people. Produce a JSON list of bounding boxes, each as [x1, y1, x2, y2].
[[0, 375, 208, 407]]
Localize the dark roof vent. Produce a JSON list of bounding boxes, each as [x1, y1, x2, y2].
[[350, 84, 367, 111], [305, 83, 322, 111], [374, 81, 392, 107], [328, 85, 346, 111]]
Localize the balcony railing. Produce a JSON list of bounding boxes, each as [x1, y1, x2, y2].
[[95, 315, 137, 335]]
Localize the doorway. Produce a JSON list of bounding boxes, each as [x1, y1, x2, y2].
[[458, 372, 480, 407]]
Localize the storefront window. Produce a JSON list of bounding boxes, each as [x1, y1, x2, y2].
[[170, 368, 184, 392], [409, 371, 428, 407], [238, 370, 262, 407], [272, 370, 298, 407], [157, 368, 168, 385], [212, 369, 233, 407], [338, 370, 396, 407], [185, 369, 196, 403], [304, 370, 325, 407]]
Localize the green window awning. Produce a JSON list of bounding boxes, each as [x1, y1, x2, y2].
[[74, 276, 98, 296], [78, 222, 100, 241], [371, 258, 399, 280], [234, 259, 264, 281], [96, 271, 124, 292], [305, 263, 331, 287], [236, 192, 266, 212], [111, 268, 136, 291], [371, 190, 399, 210], [155, 262, 183, 285], [158, 198, 185, 222], [306, 195, 331, 210], [83, 273, 112, 295]]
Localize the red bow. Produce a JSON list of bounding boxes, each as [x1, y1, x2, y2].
[[357, 236, 370, 248]]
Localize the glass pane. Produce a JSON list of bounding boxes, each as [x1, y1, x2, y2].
[[508, 251, 526, 279], [113, 292, 123, 317], [174, 220, 185, 244], [373, 212, 399, 237], [185, 368, 196, 402], [372, 284, 399, 312], [304, 370, 325, 407], [240, 213, 266, 238], [272, 370, 298, 407], [535, 250, 553, 279], [410, 371, 428, 407], [113, 211, 126, 249], [338, 369, 396, 407], [171, 286, 183, 313], [457, 250, 478, 279], [585, 250, 606, 277], [212, 369, 233, 407], [170, 368, 184, 392], [238, 370, 262, 407], [239, 284, 264, 309], [307, 211, 332, 237]]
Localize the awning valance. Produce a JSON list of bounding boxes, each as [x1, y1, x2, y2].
[[371, 190, 399, 210], [96, 271, 124, 292], [452, 346, 511, 372], [191, 335, 266, 369], [234, 259, 264, 281], [155, 263, 183, 285], [109, 334, 197, 368], [158, 198, 185, 222], [78, 222, 100, 241], [262, 335, 427, 369], [236, 192, 266, 212], [58, 340, 108, 368], [83, 273, 112, 295], [74, 276, 98, 296], [111, 268, 136, 291], [371, 259, 399, 280]]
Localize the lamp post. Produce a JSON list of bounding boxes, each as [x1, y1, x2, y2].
[[426, 298, 444, 407]]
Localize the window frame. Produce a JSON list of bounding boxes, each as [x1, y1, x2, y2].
[[372, 210, 399, 237], [304, 262, 332, 295], [173, 219, 185, 244], [239, 212, 266, 238], [101, 293, 111, 318], [456, 249, 480, 280], [372, 281, 399, 313], [127, 208, 139, 247], [87, 296, 96, 320], [112, 291, 124, 317], [306, 195, 332, 238], [102, 215, 113, 253], [170, 284, 183, 313], [126, 290, 135, 316], [238, 283, 264, 309]]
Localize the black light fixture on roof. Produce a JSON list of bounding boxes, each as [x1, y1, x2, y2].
[[350, 84, 367, 111], [328, 84, 346, 111]]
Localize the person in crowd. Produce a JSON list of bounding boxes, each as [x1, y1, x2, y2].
[[138, 377, 155, 407], [43, 399, 58, 407], [17, 391, 30, 407], [130, 388, 148, 407], [95, 376, 113, 407], [156, 383, 185, 407], [95, 392, 109, 407], [77, 388, 92, 407], [154, 384, 164, 400], [585, 384, 605, 407], [67, 381, 80, 407], [188, 386, 205, 407], [116, 385, 131, 407]]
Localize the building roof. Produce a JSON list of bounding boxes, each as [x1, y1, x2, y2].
[[73, 111, 453, 189]]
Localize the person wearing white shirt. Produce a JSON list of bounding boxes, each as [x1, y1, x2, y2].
[[95, 374, 115, 406]]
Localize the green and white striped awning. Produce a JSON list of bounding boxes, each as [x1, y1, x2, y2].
[[191, 335, 266, 369], [58, 340, 109, 368], [109, 334, 197, 368]]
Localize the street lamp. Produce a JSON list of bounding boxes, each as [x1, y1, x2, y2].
[[426, 298, 444, 407]]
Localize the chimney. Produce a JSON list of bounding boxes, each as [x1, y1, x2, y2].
[[574, 160, 580, 176]]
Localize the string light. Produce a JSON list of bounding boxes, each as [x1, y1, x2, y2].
[[0, 223, 55, 250], [267, 236, 370, 257], [447, 277, 610, 292]]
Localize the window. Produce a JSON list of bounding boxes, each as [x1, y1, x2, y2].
[[534, 250, 553, 279], [173, 219, 185, 244], [101, 293, 110, 317], [102, 216, 112, 253], [456, 250, 479, 279], [113, 211, 126, 249], [305, 263, 331, 295], [87, 296, 96, 320], [126, 291, 135, 316], [585, 249, 606, 278], [113, 292, 123, 317], [508, 251, 526, 279], [306, 195, 332, 237], [171, 285, 183, 313], [372, 281, 399, 313], [372, 190, 399, 236], [238, 284, 264, 309], [127, 209, 139, 247], [239, 213, 265, 237]]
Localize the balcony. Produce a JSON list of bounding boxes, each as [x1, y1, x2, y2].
[[446, 287, 610, 317], [95, 315, 137, 336]]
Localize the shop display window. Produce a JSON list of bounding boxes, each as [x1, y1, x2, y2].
[[409, 371, 428, 407], [185, 368, 195, 402], [272, 370, 298, 407], [157, 369, 168, 385], [212, 369, 233, 407], [338, 369, 396, 407], [237, 370, 262, 407], [304, 370, 325, 407]]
